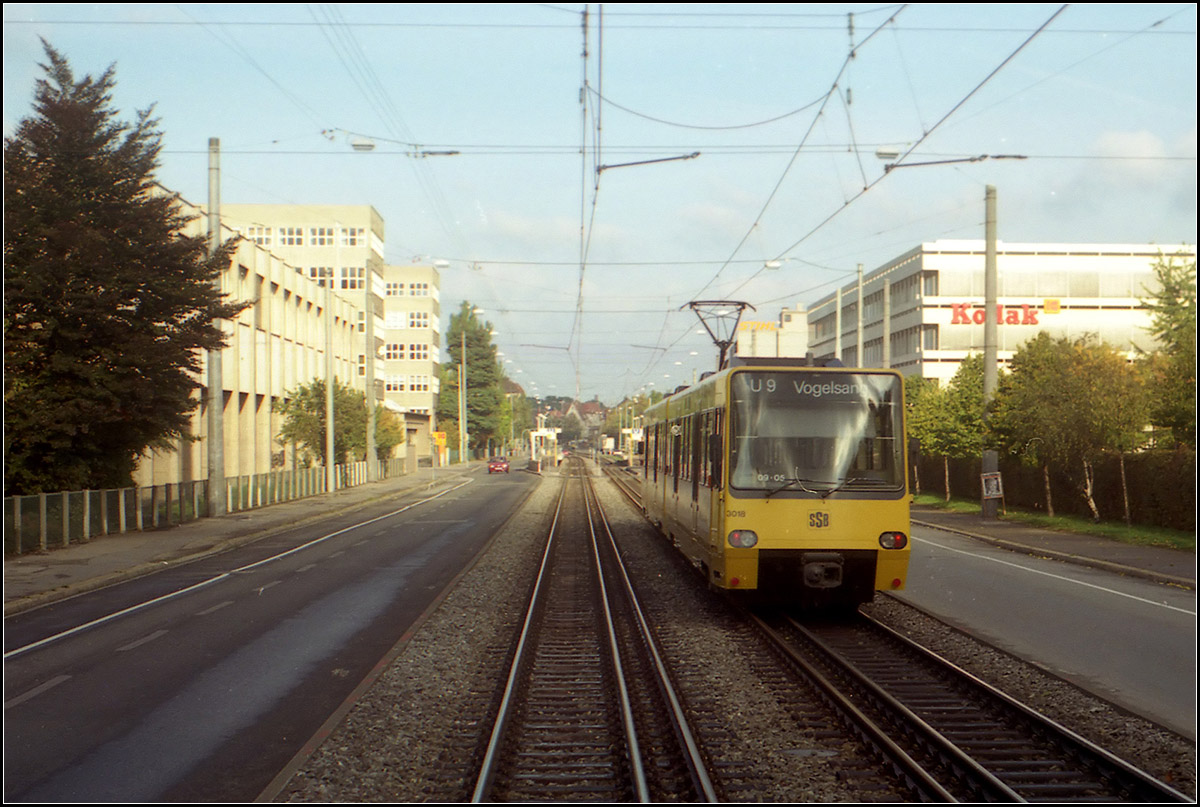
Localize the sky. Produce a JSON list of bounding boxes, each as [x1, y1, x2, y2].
[[4, 3, 1196, 405]]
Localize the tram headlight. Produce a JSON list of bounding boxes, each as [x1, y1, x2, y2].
[[728, 529, 758, 548], [879, 531, 908, 550]]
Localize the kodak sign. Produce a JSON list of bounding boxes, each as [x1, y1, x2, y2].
[[950, 303, 1039, 326]]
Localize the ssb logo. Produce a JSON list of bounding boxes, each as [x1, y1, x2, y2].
[[808, 511, 830, 529]]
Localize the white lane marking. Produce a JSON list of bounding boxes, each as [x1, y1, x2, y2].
[[116, 629, 168, 652], [916, 535, 1197, 616], [6, 675, 71, 709], [196, 601, 234, 616], [4, 479, 476, 660], [296, 564, 317, 573]]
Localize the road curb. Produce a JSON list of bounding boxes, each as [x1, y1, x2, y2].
[[912, 518, 1195, 590]]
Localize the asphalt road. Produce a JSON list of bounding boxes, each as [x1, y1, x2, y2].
[[4, 469, 537, 802], [898, 525, 1197, 738]]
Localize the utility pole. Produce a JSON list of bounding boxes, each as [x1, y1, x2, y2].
[[982, 185, 1000, 519], [856, 264, 864, 367], [206, 138, 226, 517], [326, 237, 336, 493], [364, 245, 376, 481], [459, 330, 468, 463]]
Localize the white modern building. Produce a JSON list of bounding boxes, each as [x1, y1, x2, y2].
[[380, 263, 442, 417], [747, 241, 1193, 385], [735, 303, 809, 358], [133, 199, 444, 487], [133, 194, 368, 486]]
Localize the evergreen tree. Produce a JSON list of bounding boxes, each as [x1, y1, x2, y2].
[[4, 42, 244, 493], [436, 302, 505, 454]]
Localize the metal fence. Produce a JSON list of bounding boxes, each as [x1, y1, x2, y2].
[[4, 457, 411, 556]]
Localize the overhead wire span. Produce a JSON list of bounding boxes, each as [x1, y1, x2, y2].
[[688, 6, 908, 304], [726, 4, 1070, 300]]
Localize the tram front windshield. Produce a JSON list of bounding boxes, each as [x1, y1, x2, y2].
[[729, 371, 904, 495]]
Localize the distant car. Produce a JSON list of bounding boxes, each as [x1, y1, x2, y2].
[[487, 457, 510, 474]]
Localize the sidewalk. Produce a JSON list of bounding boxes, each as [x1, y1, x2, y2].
[[4, 466, 473, 616], [912, 506, 1195, 589]]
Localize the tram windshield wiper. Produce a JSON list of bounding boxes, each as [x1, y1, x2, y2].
[[765, 477, 834, 498]]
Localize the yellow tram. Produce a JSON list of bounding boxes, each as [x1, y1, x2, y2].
[[641, 357, 910, 608]]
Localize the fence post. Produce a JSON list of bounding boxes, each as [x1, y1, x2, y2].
[[13, 497, 23, 556], [135, 487, 144, 532], [39, 492, 48, 552], [83, 490, 91, 542], [62, 491, 70, 547]]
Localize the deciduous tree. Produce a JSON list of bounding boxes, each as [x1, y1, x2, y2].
[[4, 42, 243, 493], [273, 379, 367, 466], [1140, 252, 1196, 448], [991, 333, 1147, 520], [906, 356, 986, 500]]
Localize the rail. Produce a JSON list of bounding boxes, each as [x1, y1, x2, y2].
[[472, 457, 716, 802]]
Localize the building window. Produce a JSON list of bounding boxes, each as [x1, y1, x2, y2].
[[408, 343, 429, 361], [408, 311, 429, 329], [341, 266, 365, 290], [922, 272, 938, 297], [385, 377, 405, 392], [386, 282, 404, 297], [310, 227, 335, 246], [243, 226, 271, 246], [409, 282, 429, 297], [410, 375, 430, 392], [385, 343, 404, 360], [280, 227, 304, 246], [309, 266, 333, 287], [342, 228, 365, 247], [923, 325, 939, 350], [358, 354, 366, 377]]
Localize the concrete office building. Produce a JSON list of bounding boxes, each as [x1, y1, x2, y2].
[[222, 204, 443, 463], [735, 303, 809, 359], [380, 263, 442, 417], [749, 241, 1192, 385], [133, 194, 368, 487]]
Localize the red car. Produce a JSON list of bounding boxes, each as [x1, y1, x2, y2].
[[487, 457, 510, 474]]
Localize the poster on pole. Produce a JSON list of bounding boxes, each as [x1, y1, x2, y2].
[[981, 472, 1004, 500]]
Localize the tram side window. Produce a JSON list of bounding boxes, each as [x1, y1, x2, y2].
[[706, 409, 723, 488], [679, 417, 689, 483]]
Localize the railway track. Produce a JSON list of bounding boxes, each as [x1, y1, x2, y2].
[[601, 455, 1189, 802], [751, 609, 1191, 802], [470, 458, 717, 802]]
